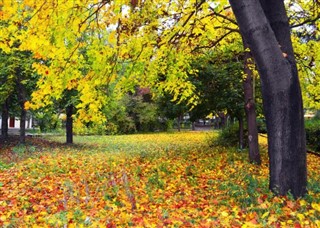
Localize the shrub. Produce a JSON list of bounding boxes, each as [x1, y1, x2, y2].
[[256, 118, 267, 133], [305, 118, 320, 151], [35, 112, 62, 132], [212, 122, 248, 148]]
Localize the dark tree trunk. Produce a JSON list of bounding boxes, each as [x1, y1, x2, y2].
[[20, 108, 26, 144], [243, 42, 261, 165], [1, 99, 9, 139], [238, 117, 244, 150], [218, 112, 226, 128], [230, 0, 307, 198], [66, 105, 73, 144], [17, 82, 27, 144], [177, 115, 181, 132]]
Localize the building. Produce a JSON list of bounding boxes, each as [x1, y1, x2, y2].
[[0, 116, 33, 129]]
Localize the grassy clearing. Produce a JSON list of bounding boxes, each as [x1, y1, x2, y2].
[[0, 132, 319, 227]]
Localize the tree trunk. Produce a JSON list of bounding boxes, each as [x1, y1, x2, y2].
[[238, 117, 244, 150], [177, 116, 181, 132], [243, 41, 261, 165], [192, 122, 195, 131], [20, 108, 26, 144], [230, 0, 307, 198], [1, 99, 9, 139], [66, 105, 73, 144], [218, 112, 226, 128], [17, 82, 27, 144]]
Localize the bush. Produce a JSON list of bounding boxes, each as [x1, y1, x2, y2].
[[212, 122, 248, 148], [256, 118, 267, 133], [73, 122, 107, 135], [35, 112, 62, 132], [305, 118, 320, 151]]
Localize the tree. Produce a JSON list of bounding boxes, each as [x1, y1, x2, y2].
[[0, 49, 37, 143], [191, 51, 247, 147], [1, 99, 9, 139], [0, 0, 310, 196], [229, 0, 307, 198], [0, 52, 15, 139], [242, 42, 261, 164], [157, 93, 189, 132], [288, 1, 320, 111]]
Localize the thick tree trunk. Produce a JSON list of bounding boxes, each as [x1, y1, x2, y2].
[[66, 105, 73, 144], [243, 42, 261, 165], [1, 99, 9, 139], [230, 0, 307, 198]]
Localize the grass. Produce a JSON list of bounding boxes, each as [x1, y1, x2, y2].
[[0, 132, 319, 227]]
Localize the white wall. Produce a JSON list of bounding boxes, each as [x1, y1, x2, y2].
[[0, 117, 33, 129]]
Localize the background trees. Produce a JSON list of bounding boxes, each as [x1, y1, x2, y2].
[[0, 49, 37, 143]]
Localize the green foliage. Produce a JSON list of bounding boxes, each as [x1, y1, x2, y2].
[[212, 122, 247, 148], [305, 118, 320, 151], [0, 161, 14, 170], [74, 123, 107, 135], [189, 48, 249, 120], [103, 90, 167, 135], [256, 118, 267, 133], [127, 94, 160, 132], [34, 111, 62, 133], [0, 50, 38, 120]]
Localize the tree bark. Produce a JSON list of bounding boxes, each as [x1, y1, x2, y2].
[[17, 82, 27, 144], [20, 107, 26, 144], [243, 42, 261, 165], [218, 112, 226, 128], [238, 117, 244, 150], [1, 99, 9, 139], [177, 115, 181, 132], [66, 105, 73, 144], [230, 0, 307, 198]]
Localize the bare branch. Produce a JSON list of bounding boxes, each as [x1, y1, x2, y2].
[[192, 30, 234, 53], [213, 26, 239, 33], [209, 7, 238, 25], [167, 0, 206, 44], [78, 1, 110, 32], [290, 16, 320, 28]]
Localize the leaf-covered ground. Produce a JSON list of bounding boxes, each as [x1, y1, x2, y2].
[[0, 132, 319, 227]]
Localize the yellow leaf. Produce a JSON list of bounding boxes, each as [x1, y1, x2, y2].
[[221, 211, 228, 217], [312, 202, 320, 212], [299, 199, 307, 206], [287, 220, 293, 224], [0, 215, 7, 221], [268, 215, 277, 223], [297, 213, 305, 221], [261, 211, 269, 219]]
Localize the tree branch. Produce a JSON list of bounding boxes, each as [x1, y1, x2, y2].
[[192, 30, 234, 52], [209, 7, 238, 25], [167, 0, 206, 44], [290, 16, 320, 28], [78, 0, 110, 32]]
